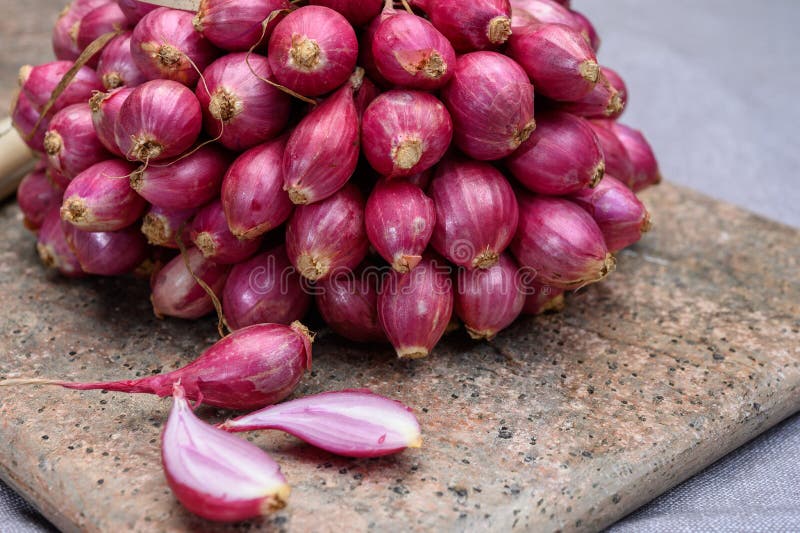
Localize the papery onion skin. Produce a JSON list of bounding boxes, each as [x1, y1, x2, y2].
[[141, 205, 195, 248], [63, 223, 148, 276], [44, 103, 112, 179], [151, 246, 229, 320], [286, 184, 369, 281], [162, 384, 291, 523], [505, 110, 605, 195], [52, 3, 85, 61], [10, 90, 49, 153], [268, 5, 358, 96], [223, 245, 311, 330], [221, 389, 422, 457], [222, 136, 292, 240], [36, 208, 85, 278], [308, 0, 383, 27], [60, 159, 145, 232], [130, 144, 229, 209], [118, 0, 157, 24], [19, 61, 102, 114], [587, 119, 635, 188], [365, 179, 435, 273], [378, 256, 453, 359], [511, 194, 615, 290], [455, 253, 525, 340], [18, 165, 65, 231], [130, 8, 220, 87], [196, 53, 291, 151], [603, 121, 661, 192], [114, 79, 203, 162], [97, 32, 147, 90], [90, 87, 134, 157], [440, 51, 536, 161], [361, 90, 453, 178], [190, 200, 262, 264], [507, 22, 599, 101], [75, 2, 131, 66], [372, 9, 456, 91], [316, 265, 386, 343], [412, 0, 512, 52], [282, 80, 360, 205], [570, 175, 651, 252], [193, 0, 290, 52], [429, 157, 519, 269]]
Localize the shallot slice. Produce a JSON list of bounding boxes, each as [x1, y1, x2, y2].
[[163, 384, 290, 522], [220, 389, 422, 458]]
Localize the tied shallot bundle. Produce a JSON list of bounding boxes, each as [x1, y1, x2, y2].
[[7, 0, 662, 523], [12, 0, 660, 358]]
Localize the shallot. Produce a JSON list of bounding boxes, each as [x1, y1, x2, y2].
[[316, 266, 386, 343], [10, 90, 49, 153], [193, 0, 290, 52], [63, 223, 148, 276], [44, 103, 111, 179], [96, 32, 147, 89], [221, 390, 422, 457], [18, 61, 102, 114], [17, 165, 64, 231], [89, 87, 134, 157], [411, 0, 512, 52], [36, 208, 84, 278], [603, 121, 661, 191], [75, 2, 131, 62], [162, 384, 290, 522], [151, 247, 229, 320], [140, 205, 195, 248], [190, 200, 263, 264]]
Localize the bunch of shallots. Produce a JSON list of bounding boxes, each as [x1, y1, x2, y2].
[[14, 0, 659, 358]]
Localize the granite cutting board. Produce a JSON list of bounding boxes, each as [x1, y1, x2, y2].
[[0, 182, 798, 533]]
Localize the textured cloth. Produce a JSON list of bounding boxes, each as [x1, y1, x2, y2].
[[1, 0, 799, 531]]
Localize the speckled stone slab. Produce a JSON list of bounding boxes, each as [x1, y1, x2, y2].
[[0, 182, 798, 533]]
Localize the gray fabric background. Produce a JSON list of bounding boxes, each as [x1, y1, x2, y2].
[[1, 0, 798, 531]]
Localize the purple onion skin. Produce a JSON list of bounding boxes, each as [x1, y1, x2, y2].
[[316, 266, 386, 343], [130, 144, 229, 209], [196, 53, 291, 151], [52, 5, 82, 61], [115, 80, 203, 162], [17, 166, 65, 231], [194, 0, 290, 52], [60, 159, 146, 232], [97, 32, 147, 90], [605, 122, 661, 192], [163, 384, 290, 522], [366, 179, 435, 273], [378, 256, 454, 359], [63, 223, 148, 276], [455, 253, 525, 340], [151, 246, 230, 320], [372, 10, 456, 91], [507, 22, 599, 101], [361, 90, 453, 178], [118, 0, 157, 24], [511, 194, 615, 290], [19, 61, 102, 114], [90, 87, 134, 157], [505, 110, 605, 195], [76, 3, 131, 66], [412, 0, 512, 52], [36, 208, 85, 278], [190, 200, 263, 264], [282, 81, 360, 205], [285, 184, 368, 282], [308, 0, 383, 26], [555, 66, 625, 119], [570, 9, 600, 51], [268, 6, 358, 96], [358, 16, 392, 88], [44, 103, 112, 179], [354, 75, 381, 118], [220, 389, 422, 457], [588, 119, 635, 188], [521, 282, 565, 315], [440, 52, 536, 161], [222, 136, 293, 240], [570, 175, 651, 252], [141, 205, 196, 248], [223, 246, 311, 331], [10, 90, 48, 153], [16, 323, 312, 410], [130, 8, 220, 87], [429, 157, 519, 270], [511, 0, 574, 28]]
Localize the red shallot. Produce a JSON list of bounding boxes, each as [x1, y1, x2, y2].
[[44, 103, 112, 179], [412, 0, 512, 52], [141, 205, 195, 248], [604, 121, 661, 191], [36, 208, 84, 278], [316, 266, 386, 343], [18, 61, 102, 114], [193, 0, 290, 52], [151, 247, 230, 320], [96, 32, 147, 89], [89, 87, 134, 157], [190, 200, 263, 264], [63, 223, 148, 276], [17, 165, 64, 231]]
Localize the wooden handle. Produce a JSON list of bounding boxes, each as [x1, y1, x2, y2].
[[0, 118, 36, 201]]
